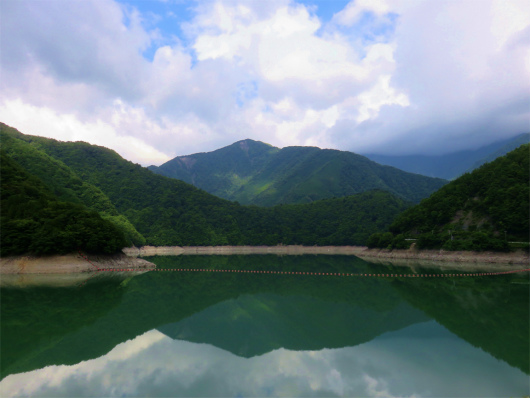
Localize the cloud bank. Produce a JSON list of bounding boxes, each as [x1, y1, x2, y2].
[[1, 0, 528, 165]]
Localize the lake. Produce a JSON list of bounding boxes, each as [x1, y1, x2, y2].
[[1, 255, 528, 397]]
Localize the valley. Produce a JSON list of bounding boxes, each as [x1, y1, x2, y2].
[[1, 122, 528, 260]]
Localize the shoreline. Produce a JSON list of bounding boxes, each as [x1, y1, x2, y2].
[[1, 246, 527, 275], [0, 253, 155, 275], [123, 245, 529, 264]]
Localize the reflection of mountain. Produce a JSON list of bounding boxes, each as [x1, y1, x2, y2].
[[157, 293, 426, 358], [2, 255, 528, 382], [1, 255, 423, 379], [0, 274, 127, 379], [389, 266, 530, 374]]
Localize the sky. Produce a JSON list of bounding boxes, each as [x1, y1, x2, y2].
[[1, 0, 529, 166]]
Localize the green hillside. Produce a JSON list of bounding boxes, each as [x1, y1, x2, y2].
[[368, 144, 530, 251], [1, 124, 410, 251], [149, 139, 447, 205], [466, 133, 530, 172], [149, 139, 280, 199], [0, 152, 127, 255], [0, 124, 145, 246]]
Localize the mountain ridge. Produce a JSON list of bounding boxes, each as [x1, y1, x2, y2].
[[368, 144, 530, 251], [149, 139, 447, 205], [1, 123, 411, 250], [364, 133, 530, 180]]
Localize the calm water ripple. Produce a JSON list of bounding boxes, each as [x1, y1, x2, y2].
[[1, 255, 528, 397]]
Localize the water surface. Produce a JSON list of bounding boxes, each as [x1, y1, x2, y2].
[[1, 255, 528, 397]]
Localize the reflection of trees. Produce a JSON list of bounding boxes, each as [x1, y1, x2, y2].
[[3, 255, 526, 381], [1, 255, 425, 378], [1, 276, 125, 379], [389, 265, 529, 374]]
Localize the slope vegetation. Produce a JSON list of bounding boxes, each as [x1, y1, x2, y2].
[[0, 152, 127, 255], [149, 139, 447, 205], [368, 144, 530, 251], [1, 124, 410, 250], [1, 124, 145, 246]]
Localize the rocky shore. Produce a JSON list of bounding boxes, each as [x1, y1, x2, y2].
[[0, 253, 155, 274], [123, 245, 529, 265], [2, 245, 526, 275]]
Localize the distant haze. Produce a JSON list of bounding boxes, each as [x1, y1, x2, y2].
[[1, 0, 529, 165]]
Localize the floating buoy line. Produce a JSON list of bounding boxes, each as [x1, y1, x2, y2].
[[77, 251, 529, 279], [94, 267, 530, 278]]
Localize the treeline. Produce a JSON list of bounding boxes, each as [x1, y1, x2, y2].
[[147, 190, 410, 247], [1, 124, 410, 254], [0, 152, 127, 255], [367, 144, 530, 251]]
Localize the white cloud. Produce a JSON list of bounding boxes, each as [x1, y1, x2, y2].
[[0, 99, 171, 166], [333, 0, 391, 26], [356, 75, 409, 123], [363, 0, 530, 154], [0, 0, 528, 162], [490, 0, 530, 50], [1, 0, 152, 101], [107, 330, 167, 361]]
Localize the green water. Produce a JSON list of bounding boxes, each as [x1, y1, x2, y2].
[[1, 255, 528, 397]]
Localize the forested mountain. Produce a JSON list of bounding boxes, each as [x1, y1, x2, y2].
[[465, 133, 530, 172], [368, 144, 530, 251], [1, 125, 145, 246], [364, 133, 529, 180], [0, 152, 127, 255], [0, 123, 411, 252], [149, 139, 447, 205], [149, 139, 280, 199]]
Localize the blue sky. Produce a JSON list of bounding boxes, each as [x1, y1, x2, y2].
[[1, 0, 529, 165]]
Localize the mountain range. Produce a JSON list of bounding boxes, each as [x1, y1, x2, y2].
[[0, 123, 410, 252], [363, 133, 529, 180], [368, 144, 530, 250], [1, 121, 527, 255], [148, 139, 447, 205]]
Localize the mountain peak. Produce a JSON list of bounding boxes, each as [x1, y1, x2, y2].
[[233, 138, 274, 147], [150, 139, 447, 206]]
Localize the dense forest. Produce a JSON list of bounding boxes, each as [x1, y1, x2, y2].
[[367, 144, 530, 251], [2, 123, 527, 255], [0, 152, 127, 255], [149, 138, 447, 205], [0, 124, 410, 254]]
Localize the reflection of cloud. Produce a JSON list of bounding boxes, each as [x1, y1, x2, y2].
[[363, 375, 420, 398], [0, 322, 528, 397], [106, 329, 167, 361]]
